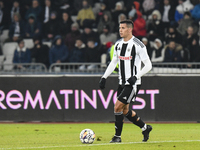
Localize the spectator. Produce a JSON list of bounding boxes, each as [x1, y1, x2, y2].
[[58, 11, 73, 38], [174, 0, 194, 24], [118, 13, 127, 23], [100, 25, 117, 45], [189, 44, 200, 64], [8, 13, 25, 42], [191, 0, 200, 21], [151, 38, 165, 62], [130, 1, 142, 18], [129, 4, 146, 39], [128, 3, 137, 21], [49, 35, 69, 65], [163, 40, 183, 62], [25, 0, 43, 21], [177, 11, 198, 36], [189, 38, 200, 63], [114, 13, 127, 33], [65, 23, 81, 51], [76, 0, 95, 28], [30, 37, 50, 68], [142, 37, 153, 59], [79, 39, 101, 70], [24, 14, 42, 38], [97, 11, 115, 34], [147, 10, 164, 41], [43, 11, 59, 41], [0, 0, 10, 30], [112, 2, 126, 24], [142, 0, 156, 17], [160, 0, 176, 31], [92, 2, 101, 18], [73, 0, 93, 14], [80, 24, 99, 45], [43, 0, 55, 23], [10, 1, 25, 21], [85, 39, 100, 62], [69, 38, 86, 63], [95, 3, 109, 24], [165, 26, 182, 44], [13, 39, 31, 69], [182, 26, 199, 62]]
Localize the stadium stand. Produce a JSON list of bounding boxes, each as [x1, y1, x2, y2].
[[0, 0, 199, 74]]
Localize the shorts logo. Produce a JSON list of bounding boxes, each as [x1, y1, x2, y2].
[[118, 56, 132, 60], [123, 96, 127, 100]]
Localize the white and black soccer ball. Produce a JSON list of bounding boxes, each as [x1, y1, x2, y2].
[[80, 129, 95, 144]]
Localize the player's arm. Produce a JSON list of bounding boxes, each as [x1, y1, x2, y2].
[[99, 47, 118, 89], [135, 58, 152, 79], [102, 56, 118, 78], [128, 46, 152, 85]]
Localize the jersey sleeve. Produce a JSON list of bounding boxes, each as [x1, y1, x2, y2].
[[138, 46, 150, 61], [135, 46, 152, 79]]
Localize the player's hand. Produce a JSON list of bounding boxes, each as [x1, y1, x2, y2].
[[99, 78, 106, 89], [127, 76, 137, 85]]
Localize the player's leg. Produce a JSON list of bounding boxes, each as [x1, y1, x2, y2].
[[125, 109, 146, 129], [110, 85, 127, 143], [110, 100, 126, 143], [124, 85, 152, 142], [125, 109, 152, 142]]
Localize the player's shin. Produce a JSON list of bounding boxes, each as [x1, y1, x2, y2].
[[114, 111, 124, 136], [125, 110, 147, 131]]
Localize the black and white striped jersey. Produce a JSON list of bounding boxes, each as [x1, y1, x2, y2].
[[103, 36, 151, 85]]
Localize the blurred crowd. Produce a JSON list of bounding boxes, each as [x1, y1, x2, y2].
[[0, 0, 200, 70]]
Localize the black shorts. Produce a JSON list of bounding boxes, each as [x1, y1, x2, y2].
[[117, 84, 141, 104]]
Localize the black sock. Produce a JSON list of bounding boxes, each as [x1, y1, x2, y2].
[[125, 110, 145, 128], [115, 112, 124, 136]]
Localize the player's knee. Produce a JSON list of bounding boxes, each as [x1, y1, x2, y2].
[[114, 105, 122, 113], [114, 106, 120, 113], [114, 101, 124, 112]]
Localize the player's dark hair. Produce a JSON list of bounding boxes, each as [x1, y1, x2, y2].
[[119, 19, 134, 28]]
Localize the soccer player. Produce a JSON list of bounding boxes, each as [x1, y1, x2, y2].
[[99, 20, 153, 143]]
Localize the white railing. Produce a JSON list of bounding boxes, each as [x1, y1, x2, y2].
[[0, 62, 200, 75], [150, 62, 200, 74], [49, 62, 200, 74], [0, 63, 48, 74]]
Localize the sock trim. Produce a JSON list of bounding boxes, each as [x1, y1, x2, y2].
[[141, 124, 147, 131], [114, 111, 123, 115], [114, 135, 121, 137]]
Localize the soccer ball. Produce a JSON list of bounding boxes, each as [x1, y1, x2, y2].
[[80, 129, 95, 144]]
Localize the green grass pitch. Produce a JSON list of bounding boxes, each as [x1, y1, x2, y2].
[[0, 123, 199, 150]]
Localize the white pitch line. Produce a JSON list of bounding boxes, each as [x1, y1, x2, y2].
[[0, 140, 200, 150]]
